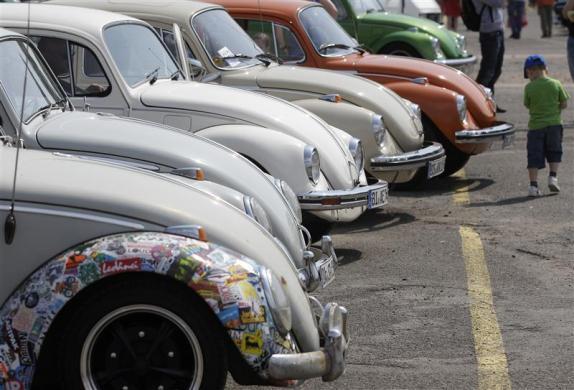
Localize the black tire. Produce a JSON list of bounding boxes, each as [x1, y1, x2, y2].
[[34, 276, 227, 390], [422, 116, 470, 177], [379, 42, 422, 58], [302, 211, 333, 244]]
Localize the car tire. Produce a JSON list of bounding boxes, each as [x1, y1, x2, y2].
[[34, 276, 228, 390], [422, 116, 470, 177], [302, 211, 333, 243], [380, 42, 422, 58]]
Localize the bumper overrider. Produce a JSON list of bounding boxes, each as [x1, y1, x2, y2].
[[268, 299, 349, 382], [298, 180, 388, 220], [435, 55, 477, 68], [298, 235, 338, 292], [370, 141, 445, 172], [455, 121, 515, 145]]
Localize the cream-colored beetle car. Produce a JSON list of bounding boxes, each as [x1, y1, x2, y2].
[[51, 0, 447, 185], [0, 2, 389, 240]]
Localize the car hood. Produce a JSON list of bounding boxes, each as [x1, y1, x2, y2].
[[253, 64, 423, 151], [0, 146, 318, 350], [355, 55, 495, 120], [139, 81, 358, 188], [33, 111, 304, 265]]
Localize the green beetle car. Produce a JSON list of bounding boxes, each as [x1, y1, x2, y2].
[[331, 0, 476, 72]]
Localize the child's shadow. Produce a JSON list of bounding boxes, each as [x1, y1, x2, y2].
[[467, 192, 559, 207]]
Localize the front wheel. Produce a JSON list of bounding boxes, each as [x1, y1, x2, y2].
[[35, 277, 227, 390], [379, 42, 422, 58]]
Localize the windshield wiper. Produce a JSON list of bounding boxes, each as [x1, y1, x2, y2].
[[354, 44, 370, 55], [170, 69, 183, 81], [318, 43, 353, 53], [255, 53, 283, 66], [219, 54, 254, 61], [37, 98, 67, 119], [144, 67, 160, 85]]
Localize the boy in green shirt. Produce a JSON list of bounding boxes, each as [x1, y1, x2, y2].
[[523, 55, 569, 196]]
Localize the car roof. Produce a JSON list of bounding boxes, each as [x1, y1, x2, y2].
[[210, 0, 313, 16], [0, 26, 23, 39], [0, 3, 142, 39]]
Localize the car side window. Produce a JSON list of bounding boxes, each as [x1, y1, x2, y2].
[[237, 19, 278, 57], [154, 28, 197, 61], [32, 36, 111, 97], [273, 24, 305, 63], [331, 0, 349, 20]]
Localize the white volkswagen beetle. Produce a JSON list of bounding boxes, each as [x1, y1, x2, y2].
[[0, 27, 341, 290], [0, 3, 389, 241], [49, 0, 447, 186], [0, 145, 349, 389]]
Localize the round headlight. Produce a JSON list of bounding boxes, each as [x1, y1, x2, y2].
[[244, 196, 273, 234], [260, 267, 292, 336], [348, 137, 364, 175], [303, 145, 320, 185], [430, 37, 444, 59], [274, 179, 302, 223], [372, 114, 386, 146], [455, 94, 467, 123]]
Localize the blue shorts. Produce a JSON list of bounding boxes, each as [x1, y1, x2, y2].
[[527, 125, 563, 169]]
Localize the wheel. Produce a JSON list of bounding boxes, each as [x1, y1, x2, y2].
[[379, 42, 422, 58], [302, 211, 333, 244], [34, 277, 227, 390], [422, 116, 470, 177]]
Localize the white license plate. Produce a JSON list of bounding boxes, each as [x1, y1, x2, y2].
[[502, 134, 514, 148], [316, 256, 336, 288], [427, 156, 446, 179], [368, 187, 388, 209]]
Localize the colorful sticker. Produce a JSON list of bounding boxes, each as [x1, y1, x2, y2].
[[0, 232, 297, 389]]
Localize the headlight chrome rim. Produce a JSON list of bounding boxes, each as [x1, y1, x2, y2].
[[430, 37, 444, 59], [304, 145, 321, 185], [372, 114, 386, 146], [274, 178, 303, 223], [455, 94, 468, 123], [244, 196, 273, 234], [260, 267, 292, 336], [348, 137, 364, 175]]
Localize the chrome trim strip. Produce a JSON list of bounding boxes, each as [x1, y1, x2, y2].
[[455, 122, 515, 143], [0, 204, 145, 229], [434, 55, 477, 67], [370, 141, 445, 171]]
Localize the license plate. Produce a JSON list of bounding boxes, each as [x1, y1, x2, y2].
[[368, 187, 388, 209], [427, 156, 446, 179], [316, 256, 336, 288], [502, 134, 514, 148]]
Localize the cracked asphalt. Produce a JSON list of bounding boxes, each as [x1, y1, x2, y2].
[[228, 9, 573, 390]]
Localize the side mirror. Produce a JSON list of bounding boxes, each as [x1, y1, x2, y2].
[[188, 58, 207, 80]]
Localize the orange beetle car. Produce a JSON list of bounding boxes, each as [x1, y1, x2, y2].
[[212, 0, 515, 176]]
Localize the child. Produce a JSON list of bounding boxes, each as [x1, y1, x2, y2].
[[523, 55, 569, 196]]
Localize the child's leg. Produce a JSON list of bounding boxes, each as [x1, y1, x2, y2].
[[545, 125, 563, 192], [528, 168, 539, 182], [527, 130, 545, 194], [549, 162, 559, 176]]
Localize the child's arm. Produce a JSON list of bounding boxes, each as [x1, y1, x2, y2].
[[557, 81, 570, 110], [523, 87, 530, 109], [560, 100, 568, 110]]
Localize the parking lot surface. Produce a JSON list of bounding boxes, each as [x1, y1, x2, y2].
[[228, 9, 574, 390]]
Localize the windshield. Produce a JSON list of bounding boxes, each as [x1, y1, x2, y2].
[[300, 6, 358, 56], [104, 23, 180, 87], [192, 9, 262, 69], [349, 0, 385, 14], [0, 39, 65, 123]]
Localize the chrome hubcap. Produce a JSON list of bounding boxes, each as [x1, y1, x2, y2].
[[81, 304, 203, 390]]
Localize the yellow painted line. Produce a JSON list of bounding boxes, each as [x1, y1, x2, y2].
[[460, 227, 511, 390], [452, 169, 471, 205]]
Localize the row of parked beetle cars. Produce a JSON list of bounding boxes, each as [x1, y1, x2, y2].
[[0, 1, 515, 389]]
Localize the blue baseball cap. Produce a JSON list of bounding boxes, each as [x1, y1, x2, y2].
[[524, 55, 547, 78]]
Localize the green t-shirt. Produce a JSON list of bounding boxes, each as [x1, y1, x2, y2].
[[524, 76, 570, 130]]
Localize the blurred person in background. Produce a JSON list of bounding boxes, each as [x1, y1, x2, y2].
[[563, 0, 574, 80], [508, 0, 527, 38], [536, 0, 555, 37], [442, 0, 462, 30]]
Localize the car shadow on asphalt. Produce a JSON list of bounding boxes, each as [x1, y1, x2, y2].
[[333, 209, 417, 236], [390, 175, 495, 197], [466, 192, 559, 207], [335, 248, 363, 266]]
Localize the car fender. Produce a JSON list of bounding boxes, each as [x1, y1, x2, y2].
[[291, 99, 384, 169], [372, 30, 436, 59], [0, 232, 298, 387], [196, 124, 330, 194]]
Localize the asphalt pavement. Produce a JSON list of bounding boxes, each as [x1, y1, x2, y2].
[[228, 9, 574, 390]]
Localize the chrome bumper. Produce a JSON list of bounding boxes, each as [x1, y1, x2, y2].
[[298, 235, 337, 292], [455, 122, 515, 144], [370, 141, 445, 171], [298, 180, 388, 211], [268, 299, 349, 382], [435, 55, 477, 67]]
